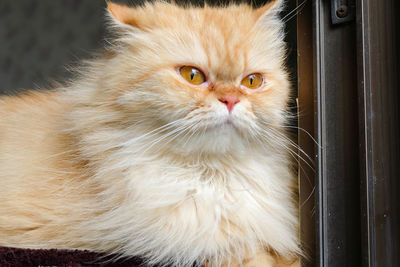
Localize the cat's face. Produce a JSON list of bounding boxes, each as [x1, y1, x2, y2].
[[100, 1, 289, 154]]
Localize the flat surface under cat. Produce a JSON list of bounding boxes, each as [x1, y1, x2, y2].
[[0, 1, 300, 266]]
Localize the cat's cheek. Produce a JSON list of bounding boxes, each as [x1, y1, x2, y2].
[[199, 94, 224, 112], [167, 78, 209, 105]]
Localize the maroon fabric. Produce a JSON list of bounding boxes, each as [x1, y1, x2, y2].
[[0, 247, 147, 267]]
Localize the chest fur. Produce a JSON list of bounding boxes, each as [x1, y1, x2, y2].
[[84, 153, 298, 263]]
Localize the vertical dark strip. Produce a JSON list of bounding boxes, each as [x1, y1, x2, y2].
[[297, 0, 316, 266], [357, 1, 373, 266], [314, 0, 361, 266], [358, 0, 400, 266], [313, 2, 326, 265]]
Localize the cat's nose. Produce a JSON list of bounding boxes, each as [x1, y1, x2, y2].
[[218, 96, 240, 113]]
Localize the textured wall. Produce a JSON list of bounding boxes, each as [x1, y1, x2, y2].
[[0, 0, 112, 94]]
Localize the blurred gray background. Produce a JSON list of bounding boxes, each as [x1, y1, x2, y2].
[[0, 0, 297, 95], [0, 0, 111, 94]]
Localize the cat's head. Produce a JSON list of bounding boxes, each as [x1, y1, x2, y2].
[[96, 0, 289, 155]]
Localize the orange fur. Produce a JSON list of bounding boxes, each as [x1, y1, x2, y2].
[[0, 1, 298, 266]]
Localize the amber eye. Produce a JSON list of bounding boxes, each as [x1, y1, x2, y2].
[[179, 66, 206, 85], [241, 73, 263, 89]]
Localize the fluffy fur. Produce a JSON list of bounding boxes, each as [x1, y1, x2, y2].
[[0, 1, 299, 266]]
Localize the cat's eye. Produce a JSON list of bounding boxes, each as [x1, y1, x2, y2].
[[241, 73, 263, 90], [179, 66, 206, 85]]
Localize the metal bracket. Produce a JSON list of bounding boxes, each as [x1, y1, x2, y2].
[[331, 0, 356, 25]]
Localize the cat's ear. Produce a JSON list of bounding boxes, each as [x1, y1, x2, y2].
[[255, 0, 285, 25], [106, 1, 142, 30]]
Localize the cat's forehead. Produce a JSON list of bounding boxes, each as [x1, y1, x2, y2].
[[151, 5, 279, 79], [184, 9, 255, 78], [117, 3, 284, 80]]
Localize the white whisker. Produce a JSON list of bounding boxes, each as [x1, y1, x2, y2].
[[283, 0, 308, 23]]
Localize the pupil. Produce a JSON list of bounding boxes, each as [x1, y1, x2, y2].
[[250, 76, 254, 85], [190, 70, 195, 80]]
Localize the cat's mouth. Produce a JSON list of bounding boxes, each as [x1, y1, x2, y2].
[[224, 118, 233, 125], [214, 118, 236, 130]]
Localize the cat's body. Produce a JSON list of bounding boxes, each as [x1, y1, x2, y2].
[[0, 1, 299, 266]]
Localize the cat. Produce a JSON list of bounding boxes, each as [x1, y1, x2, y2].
[[0, 0, 300, 266]]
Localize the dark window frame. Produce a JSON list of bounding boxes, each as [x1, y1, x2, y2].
[[297, 0, 400, 266]]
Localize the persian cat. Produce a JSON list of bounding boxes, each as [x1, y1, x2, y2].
[[0, 0, 300, 266]]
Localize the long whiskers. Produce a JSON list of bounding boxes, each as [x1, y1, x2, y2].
[[258, 123, 315, 168], [254, 122, 317, 207], [255, 126, 315, 173], [120, 118, 185, 147], [137, 123, 189, 155], [282, 0, 308, 23], [262, 121, 320, 148], [280, 125, 320, 148]]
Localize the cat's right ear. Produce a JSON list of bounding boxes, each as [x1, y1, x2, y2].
[[255, 0, 285, 25], [106, 1, 142, 31]]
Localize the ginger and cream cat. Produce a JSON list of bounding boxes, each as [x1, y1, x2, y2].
[[0, 0, 300, 266]]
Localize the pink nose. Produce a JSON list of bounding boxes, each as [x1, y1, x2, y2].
[[218, 96, 240, 113]]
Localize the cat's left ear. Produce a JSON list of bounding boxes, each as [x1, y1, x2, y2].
[[106, 1, 143, 30], [255, 0, 285, 25]]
